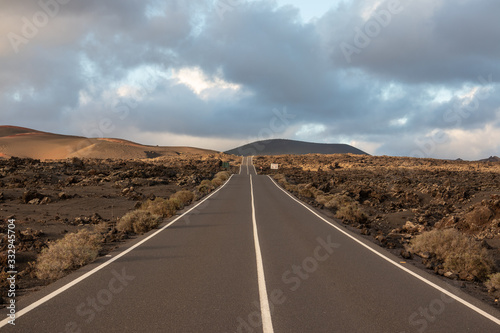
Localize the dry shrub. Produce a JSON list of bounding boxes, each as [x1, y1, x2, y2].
[[140, 197, 176, 217], [211, 177, 224, 187], [318, 192, 366, 223], [409, 229, 494, 281], [36, 229, 101, 280], [93, 221, 110, 234], [210, 171, 231, 187], [214, 171, 230, 182], [193, 171, 231, 200], [295, 183, 323, 198], [335, 202, 367, 224], [117, 210, 162, 234], [170, 190, 195, 210], [197, 179, 214, 194], [297, 184, 314, 198], [273, 174, 287, 185], [324, 194, 353, 211], [311, 187, 324, 198], [315, 194, 333, 206], [485, 273, 500, 298]]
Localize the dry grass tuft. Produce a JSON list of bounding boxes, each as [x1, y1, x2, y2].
[[485, 273, 500, 298], [170, 190, 195, 210], [323, 194, 353, 211], [272, 174, 287, 185], [315, 194, 332, 206], [335, 202, 367, 224], [36, 229, 102, 280], [140, 197, 177, 217], [117, 210, 162, 234], [211, 177, 224, 187], [197, 179, 215, 194], [297, 184, 314, 198], [409, 229, 494, 281], [214, 171, 231, 182], [210, 171, 231, 187]]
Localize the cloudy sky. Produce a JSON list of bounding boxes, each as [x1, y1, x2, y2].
[[1, 0, 499, 159]]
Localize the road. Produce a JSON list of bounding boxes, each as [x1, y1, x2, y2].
[[2, 156, 500, 332]]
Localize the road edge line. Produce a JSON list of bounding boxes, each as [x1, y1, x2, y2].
[[267, 175, 500, 326], [250, 175, 275, 333], [0, 175, 235, 328]]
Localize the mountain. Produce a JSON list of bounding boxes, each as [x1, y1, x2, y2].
[[0, 126, 216, 160], [224, 139, 368, 156], [479, 156, 500, 163]]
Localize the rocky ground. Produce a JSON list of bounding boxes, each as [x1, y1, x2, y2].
[[0, 154, 239, 305], [2, 152, 499, 309], [253, 154, 500, 307]]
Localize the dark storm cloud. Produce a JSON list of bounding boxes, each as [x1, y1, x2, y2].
[[323, 0, 500, 84], [0, 0, 499, 158]]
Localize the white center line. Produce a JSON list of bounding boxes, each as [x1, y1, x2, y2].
[[250, 175, 274, 333]]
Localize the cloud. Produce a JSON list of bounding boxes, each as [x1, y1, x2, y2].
[[0, 0, 499, 160], [171, 66, 242, 100], [321, 0, 500, 83]]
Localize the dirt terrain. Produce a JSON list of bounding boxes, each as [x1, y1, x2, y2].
[[0, 154, 240, 306], [2, 152, 500, 310], [0, 126, 216, 160], [253, 154, 500, 306]]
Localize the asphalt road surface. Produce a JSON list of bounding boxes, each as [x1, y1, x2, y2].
[[2, 156, 500, 332]]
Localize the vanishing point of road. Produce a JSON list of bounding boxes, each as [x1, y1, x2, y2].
[[2, 157, 500, 332]]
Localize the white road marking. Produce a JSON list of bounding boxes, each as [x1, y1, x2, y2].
[[250, 175, 274, 333], [0, 175, 235, 328], [251, 156, 257, 175], [246, 157, 249, 175], [267, 176, 500, 326]]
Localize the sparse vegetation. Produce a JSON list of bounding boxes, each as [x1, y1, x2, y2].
[[197, 179, 214, 194], [409, 229, 494, 281], [335, 202, 367, 224], [214, 171, 231, 182], [0, 155, 238, 305], [272, 173, 287, 185], [36, 229, 102, 280], [485, 273, 500, 298], [258, 154, 500, 293], [133, 172, 230, 232], [197, 171, 230, 196], [170, 190, 195, 210], [323, 194, 353, 211], [273, 174, 367, 224], [297, 183, 315, 198], [116, 210, 162, 234], [140, 197, 177, 218]]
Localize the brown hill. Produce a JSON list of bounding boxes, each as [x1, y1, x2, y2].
[[0, 126, 216, 160]]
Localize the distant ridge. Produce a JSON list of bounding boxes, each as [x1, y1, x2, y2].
[[0, 125, 216, 160], [479, 156, 500, 163], [225, 139, 368, 156]]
